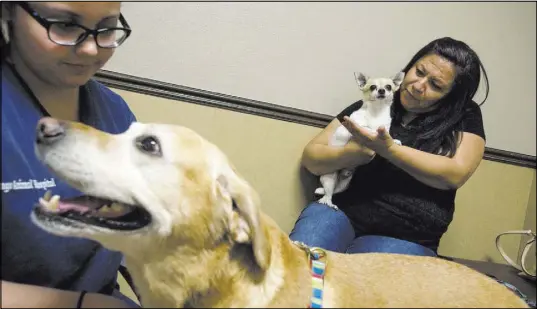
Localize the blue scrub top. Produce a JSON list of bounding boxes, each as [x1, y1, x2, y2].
[[1, 60, 137, 294]]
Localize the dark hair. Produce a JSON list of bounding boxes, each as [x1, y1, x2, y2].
[[391, 37, 489, 157], [0, 31, 7, 61], [1, 1, 14, 62]]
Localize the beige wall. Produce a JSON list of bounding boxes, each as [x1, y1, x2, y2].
[[116, 88, 536, 264], [106, 2, 536, 156], [438, 161, 535, 263], [519, 173, 536, 273]]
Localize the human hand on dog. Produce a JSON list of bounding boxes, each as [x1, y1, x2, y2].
[[341, 116, 398, 158]]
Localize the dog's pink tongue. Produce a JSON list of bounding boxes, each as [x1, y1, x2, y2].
[[57, 202, 92, 214]]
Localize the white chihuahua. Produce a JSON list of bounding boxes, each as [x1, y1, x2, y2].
[[315, 72, 405, 209]]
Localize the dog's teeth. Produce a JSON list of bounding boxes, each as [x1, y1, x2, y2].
[[110, 202, 124, 212], [48, 195, 60, 211], [43, 190, 52, 202], [39, 197, 49, 208], [50, 195, 60, 203], [99, 205, 112, 213], [39, 194, 60, 212], [97, 203, 125, 214]]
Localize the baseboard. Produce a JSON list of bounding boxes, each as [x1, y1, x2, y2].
[[95, 70, 536, 169]]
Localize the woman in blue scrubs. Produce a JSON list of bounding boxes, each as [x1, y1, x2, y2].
[[2, 2, 139, 307]]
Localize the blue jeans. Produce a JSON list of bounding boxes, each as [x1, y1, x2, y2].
[[289, 202, 437, 256]]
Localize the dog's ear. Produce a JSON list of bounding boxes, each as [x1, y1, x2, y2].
[[392, 71, 405, 89], [216, 172, 271, 270], [355, 72, 368, 89]]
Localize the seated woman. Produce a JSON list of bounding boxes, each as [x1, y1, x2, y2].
[[290, 37, 489, 257]]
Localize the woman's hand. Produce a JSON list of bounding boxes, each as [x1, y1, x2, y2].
[[340, 115, 486, 190], [1, 280, 139, 308], [341, 116, 396, 157], [301, 118, 376, 176]]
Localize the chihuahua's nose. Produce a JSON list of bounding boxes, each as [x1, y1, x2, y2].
[[36, 117, 65, 145], [378, 88, 386, 95]]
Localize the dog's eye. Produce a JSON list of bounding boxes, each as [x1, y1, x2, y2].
[[369, 85, 377, 91], [135, 136, 162, 157], [385, 85, 392, 91]]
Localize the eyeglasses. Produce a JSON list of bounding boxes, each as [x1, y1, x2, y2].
[[17, 2, 132, 49]]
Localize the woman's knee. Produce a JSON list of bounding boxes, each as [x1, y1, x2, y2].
[[289, 202, 355, 252], [346, 235, 437, 257]]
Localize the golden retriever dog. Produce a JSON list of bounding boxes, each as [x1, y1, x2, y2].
[[31, 117, 528, 308]]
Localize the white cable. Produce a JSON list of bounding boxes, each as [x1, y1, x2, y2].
[[495, 230, 536, 278]]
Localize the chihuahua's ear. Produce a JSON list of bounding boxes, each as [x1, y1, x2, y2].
[[392, 72, 405, 89], [355, 72, 369, 89], [216, 169, 271, 270]]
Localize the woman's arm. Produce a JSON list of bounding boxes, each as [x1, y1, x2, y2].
[[341, 116, 485, 190], [301, 118, 376, 176], [1, 280, 136, 308], [380, 132, 485, 190]]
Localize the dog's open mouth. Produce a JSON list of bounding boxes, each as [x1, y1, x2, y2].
[[33, 191, 151, 231]]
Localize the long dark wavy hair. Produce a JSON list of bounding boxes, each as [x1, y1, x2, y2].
[[391, 37, 489, 157]]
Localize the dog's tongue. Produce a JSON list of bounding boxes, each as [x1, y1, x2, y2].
[[39, 195, 101, 214], [39, 194, 134, 218], [54, 196, 103, 214], [57, 200, 133, 218], [56, 201, 92, 214]]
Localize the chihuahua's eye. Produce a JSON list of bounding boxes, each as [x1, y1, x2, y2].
[[385, 85, 392, 91], [369, 85, 377, 91], [135, 135, 162, 157]]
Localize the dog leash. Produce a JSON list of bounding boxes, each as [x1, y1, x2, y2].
[[293, 241, 328, 308]]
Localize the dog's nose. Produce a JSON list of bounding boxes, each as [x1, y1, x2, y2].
[[378, 88, 386, 95], [36, 117, 65, 145]]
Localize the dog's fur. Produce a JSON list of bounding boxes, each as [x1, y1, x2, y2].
[[315, 72, 405, 209], [32, 119, 528, 308]]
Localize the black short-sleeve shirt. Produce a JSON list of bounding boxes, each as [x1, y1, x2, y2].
[[332, 100, 485, 251]]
